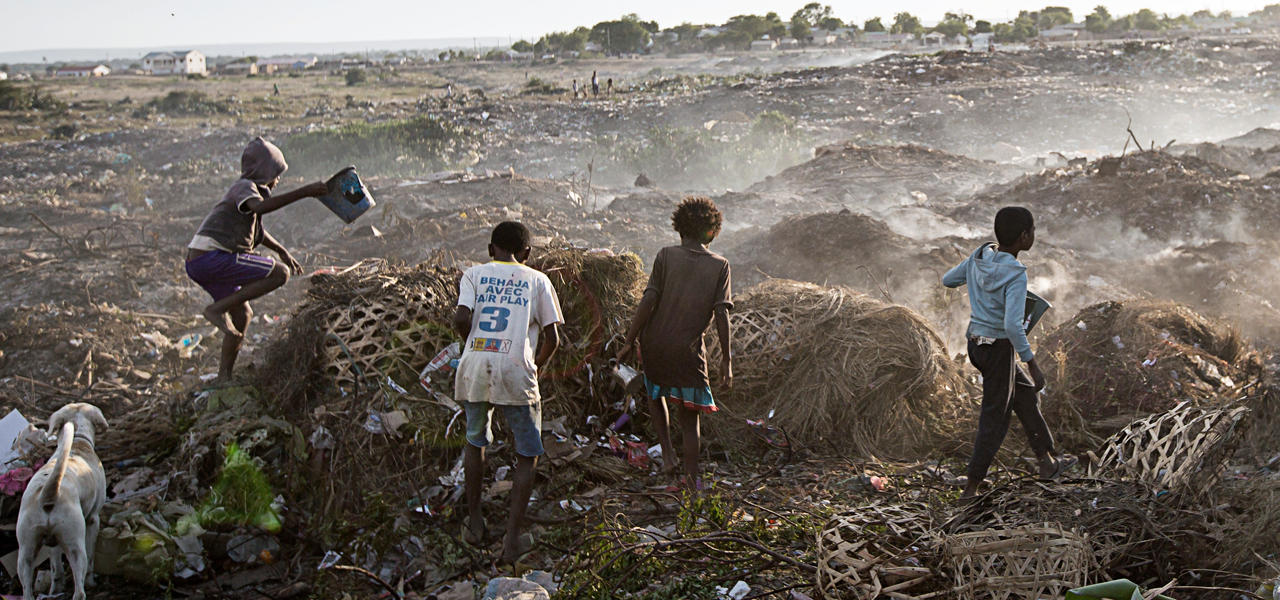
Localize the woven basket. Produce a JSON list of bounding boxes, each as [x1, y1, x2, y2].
[[1095, 401, 1249, 496], [320, 293, 453, 389], [816, 502, 938, 600], [944, 524, 1091, 600]]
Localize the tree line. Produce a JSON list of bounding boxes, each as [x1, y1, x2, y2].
[[512, 3, 1280, 54]]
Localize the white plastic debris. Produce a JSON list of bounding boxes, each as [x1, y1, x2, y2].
[[729, 581, 751, 600]]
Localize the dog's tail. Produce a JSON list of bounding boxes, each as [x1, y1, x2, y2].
[[39, 422, 73, 511]]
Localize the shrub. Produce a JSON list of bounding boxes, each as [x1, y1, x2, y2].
[[345, 68, 368, 86], [282, 115, 480, 178], [134, 90, 234, 117]]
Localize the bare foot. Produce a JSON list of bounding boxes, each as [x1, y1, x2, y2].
[[500, 532, 533, 565], [203, 306, 242, 337], [463, 515, 485, 546]]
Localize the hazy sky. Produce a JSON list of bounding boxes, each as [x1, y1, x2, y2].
[[1, 0, 1270, 53]]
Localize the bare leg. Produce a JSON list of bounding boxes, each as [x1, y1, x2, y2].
[[217, 303, 251, 382], [679, 406, 701, 489], [464, 443, 485, 543], [202, 263, 288, 336], [502, 453, 538, 564], [648, 397, 678, 474]]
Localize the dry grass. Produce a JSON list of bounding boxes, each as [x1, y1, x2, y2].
[[709, 279, 969, 458], [1037, 299, 1260, 451]]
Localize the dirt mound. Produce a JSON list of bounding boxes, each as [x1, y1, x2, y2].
[[1183, 141, 1280, 177], [741, 143, 1019, 207], [706, 279, 968, 458], [1219, 127, 1280, 148], [728, 211, 949, 292], [956, 150, 1280, 248], [1037, 299, 1261, 448]]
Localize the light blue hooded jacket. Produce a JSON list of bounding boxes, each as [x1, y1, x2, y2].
[[942, 242, 1034, 362]]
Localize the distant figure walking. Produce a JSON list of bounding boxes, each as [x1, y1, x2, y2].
[[591, 71, 600, 96], [606, 78, 614, 95], [572, 79, 579, 99], [446, 83, 453, 97], [273, 83, 280, 96]]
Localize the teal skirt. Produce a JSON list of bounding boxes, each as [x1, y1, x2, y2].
[[645, 376, 717, 413]]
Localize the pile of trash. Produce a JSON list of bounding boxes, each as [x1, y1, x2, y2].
[[818, 398, 1271, 600], [957, 150, 1277, 246], [707, 279, 968, 458], [729, 210, 950, 294], [1036, 299, 1259, 447]]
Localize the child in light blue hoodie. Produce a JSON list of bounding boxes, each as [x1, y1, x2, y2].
[[944, 207, 1069, 500]]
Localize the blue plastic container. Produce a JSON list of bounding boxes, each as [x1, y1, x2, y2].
[[319, 166, 376, 224]]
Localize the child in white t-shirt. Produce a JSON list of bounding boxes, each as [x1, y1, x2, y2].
[[452, 221, 563, 564]]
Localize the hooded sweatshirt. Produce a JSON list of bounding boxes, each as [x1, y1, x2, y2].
[[942, 242, 1034, 362], [189, 137, 289, 254]]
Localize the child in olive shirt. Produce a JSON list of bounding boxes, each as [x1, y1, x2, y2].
[[619, 197, 733, 490]]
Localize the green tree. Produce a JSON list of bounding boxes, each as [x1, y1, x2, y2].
[[536, 27, 590, 54], [934, 13, 970, 36], [891, 12, 924, 35], [1251, 5, 1280, 20], [793, 3, 833, 26], [727, 13, 786, 39], [818, 17, 845, 31], [1085, 6, 1111, 33], [671, 23, 702, 41], [1192, 9, 1214, 19], [511, 40, 533, 52], [1037, 6, 1073, 28], [974, 20, 993, 33], [994, 14, 1039, 41], [590, 16, 652, 53], [345, 68, 367, 86], [711, 29, 753, 50], [944, 11, 974, 24], [864, 17, 886, 32], [1133, 8, 1162, 30], [1220, 10, 1233, 19], [1107, 14, 1134, 33], [790, 17, 812, 41]]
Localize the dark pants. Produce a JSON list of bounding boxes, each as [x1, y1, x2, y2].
[[965, 337, 1055, 484]]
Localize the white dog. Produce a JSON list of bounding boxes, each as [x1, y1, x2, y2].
[[16, 403, 108, 600]]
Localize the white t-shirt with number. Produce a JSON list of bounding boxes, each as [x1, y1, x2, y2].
[[455, 260, 564, 406]]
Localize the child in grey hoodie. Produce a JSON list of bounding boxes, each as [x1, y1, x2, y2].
[[943, 207, 1069, 500]]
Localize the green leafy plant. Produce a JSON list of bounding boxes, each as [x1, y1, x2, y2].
[[195, 442, 280, 532]]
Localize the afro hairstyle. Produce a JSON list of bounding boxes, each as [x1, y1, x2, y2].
[[671, 196, 723, 242]]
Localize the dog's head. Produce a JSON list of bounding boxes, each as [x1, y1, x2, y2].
[[47, 403, 108, 445]]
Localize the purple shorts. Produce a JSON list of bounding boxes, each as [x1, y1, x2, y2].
[[185, 250, 276, 301]]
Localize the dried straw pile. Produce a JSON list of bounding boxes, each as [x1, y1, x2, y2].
[[255, 258, 460, 418], [1037, 299, 1259, 449], [528, 245, 645, 420], [244, 248, 644, 540], [708, 279, 967, 458]]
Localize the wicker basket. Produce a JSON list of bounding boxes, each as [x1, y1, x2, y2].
[[320, 293, 453, 389], [1094, 401, 1249, 496], [944, 524, 1091, 600], [816, 502, 939, 600]]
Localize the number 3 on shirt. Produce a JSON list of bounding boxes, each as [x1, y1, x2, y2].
[[477, 306, 511, 332]]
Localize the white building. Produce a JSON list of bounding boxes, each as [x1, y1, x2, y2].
[[751, 39, 778, 51], [55, 64, 111, 77], [142, 50, 206, 75], [698, 26, 728, 38], [0, 72, 7, 81], [778, 37, 800, 49]]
